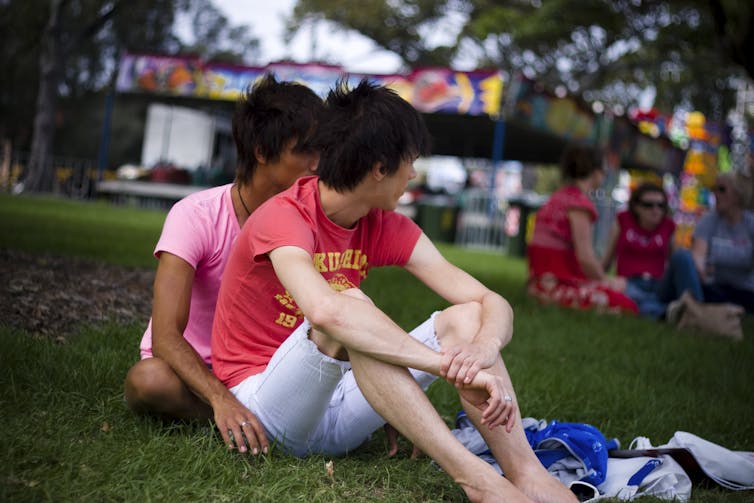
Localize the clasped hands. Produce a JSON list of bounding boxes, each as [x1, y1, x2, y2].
[[440, 342, 517, 432]]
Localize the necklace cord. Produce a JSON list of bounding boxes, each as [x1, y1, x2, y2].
[[237, 183, 251, 216]]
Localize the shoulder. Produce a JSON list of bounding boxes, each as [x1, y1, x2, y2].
[[255, 177, 317, 222], [696, 211, 717, 227], [617, 210, 633, 227], [169, 184, 232, 219], [561, 186, 597, 217]]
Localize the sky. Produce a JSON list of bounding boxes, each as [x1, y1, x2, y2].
[[211, 0, 404, 73]]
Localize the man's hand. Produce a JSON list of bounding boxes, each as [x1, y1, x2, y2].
[[440, 341, 499, 387], [457, 369, 516, 432], [213, 392, 268, 455]]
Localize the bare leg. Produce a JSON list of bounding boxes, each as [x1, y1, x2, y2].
[[435, 304, 578, 503], [348, 349, 531, 503], [124, 358, 212, 420]]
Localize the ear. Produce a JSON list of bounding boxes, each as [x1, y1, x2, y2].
[[371, 162, 387, 181], [254, 146, 267, 165]]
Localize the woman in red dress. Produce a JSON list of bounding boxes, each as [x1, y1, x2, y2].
[[526, 144, 638, 314]]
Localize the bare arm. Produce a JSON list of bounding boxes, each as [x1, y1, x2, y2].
[[269, 245, 513, 429], [568, 209, 605, 280], [269, 246, 445, 374], [403, 234, 514, 384], [151, 253, 267, 453], [601, 221, 619, 273]]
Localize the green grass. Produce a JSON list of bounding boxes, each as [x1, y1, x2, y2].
[[0, 193, 165, 267], [2, 193, 753, 502]]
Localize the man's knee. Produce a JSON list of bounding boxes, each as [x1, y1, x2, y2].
[[435, 301, 483, 346]]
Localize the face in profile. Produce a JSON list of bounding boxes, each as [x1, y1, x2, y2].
[[712, 178, 737, 213], [376, 158, 418, 211]]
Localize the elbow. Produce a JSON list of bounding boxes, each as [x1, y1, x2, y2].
[[304, 296, 342, 334]]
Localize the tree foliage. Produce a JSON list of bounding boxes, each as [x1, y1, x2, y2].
[[288, 0, 753, 119], [288, 0, 464, 67]]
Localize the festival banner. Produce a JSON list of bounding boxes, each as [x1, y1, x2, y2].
[[116, 53, 503, 117]]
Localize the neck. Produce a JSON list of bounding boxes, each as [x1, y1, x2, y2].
[[573, 178, 593, 194], [234, 178, 278, 227], [638, 219, 658, 231], [318, 180, 370, 229]]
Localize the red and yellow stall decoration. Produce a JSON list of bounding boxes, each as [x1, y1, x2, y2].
[[115, 53, 503, 117], [674, 111, 726, 247]]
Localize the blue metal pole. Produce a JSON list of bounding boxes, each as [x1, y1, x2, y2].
[[488, 118, 506, 214], [96, 88, 114, 181]]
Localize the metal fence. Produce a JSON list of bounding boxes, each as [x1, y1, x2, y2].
[[454, 188, 619, 255], [1, 151, 101, 199], [455, 189, 508, 252]]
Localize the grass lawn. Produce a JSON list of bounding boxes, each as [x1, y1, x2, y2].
[[1, 193, 753, 502]]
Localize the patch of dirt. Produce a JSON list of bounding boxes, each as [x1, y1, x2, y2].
[[0, 249, 154, 341]]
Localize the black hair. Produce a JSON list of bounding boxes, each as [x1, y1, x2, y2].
[[628, 182, 669, 219], [559, 143, 603, 182], [315, 78, 432, 192], [232, 73, 323, 185]]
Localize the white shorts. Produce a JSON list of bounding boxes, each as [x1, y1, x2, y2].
[[230, 313, 440, 457]]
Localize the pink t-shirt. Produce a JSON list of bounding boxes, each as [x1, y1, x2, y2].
[[615, 210, 675, 279], [527, 185, 597, 282], [212, 176, 422, 388], [140, 184, 239, 364]]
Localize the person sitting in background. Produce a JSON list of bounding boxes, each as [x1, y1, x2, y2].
[[601, 182, 699, 319], [527, 144, 638, 314], [123, 74, 323, 455], [690, 171, 754, 314]]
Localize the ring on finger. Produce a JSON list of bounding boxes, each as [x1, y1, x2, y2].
[[504, 395, 513, 402], [240, 420, 250, 427]]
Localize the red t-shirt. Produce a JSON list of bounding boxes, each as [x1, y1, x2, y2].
[[211, 176, 422, 388], [527, 185, 597, 282], [615, 210, 675, 279]]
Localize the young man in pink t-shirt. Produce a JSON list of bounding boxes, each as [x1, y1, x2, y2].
[[123, 75, 323, 454], [212, 80, 577, 503]]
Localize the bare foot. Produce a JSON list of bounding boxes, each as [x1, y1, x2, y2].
[[512, 468, 578, 503], [460, 473, 533, 503]]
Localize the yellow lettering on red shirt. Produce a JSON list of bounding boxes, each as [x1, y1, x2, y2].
[[351, 249, 362, 270], [313, 252, 327, 272], [341, 249, 353, 269], [327, 252, 341, 271], [274, 312, 298, 328], [358, 253, 369, 278], [310, 248, 369, 275]]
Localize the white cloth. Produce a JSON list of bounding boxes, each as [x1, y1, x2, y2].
[[595, 456, 691, 501], [665, 431, 754, 490]]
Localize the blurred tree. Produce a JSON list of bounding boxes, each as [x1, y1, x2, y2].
[[288, 0, 462, 67], [0, 0, 257, 192], [288, 0, 752, 118]]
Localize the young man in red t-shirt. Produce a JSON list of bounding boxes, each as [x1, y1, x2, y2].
[[212, 79, 577, 503]]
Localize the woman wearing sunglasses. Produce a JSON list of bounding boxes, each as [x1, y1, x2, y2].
[[602, 182, 699, 319], [690, 172, 754, 314]]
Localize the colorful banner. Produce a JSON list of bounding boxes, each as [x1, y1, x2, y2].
[[116, 53, 503, 116], [508, 77, 596, 142]]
